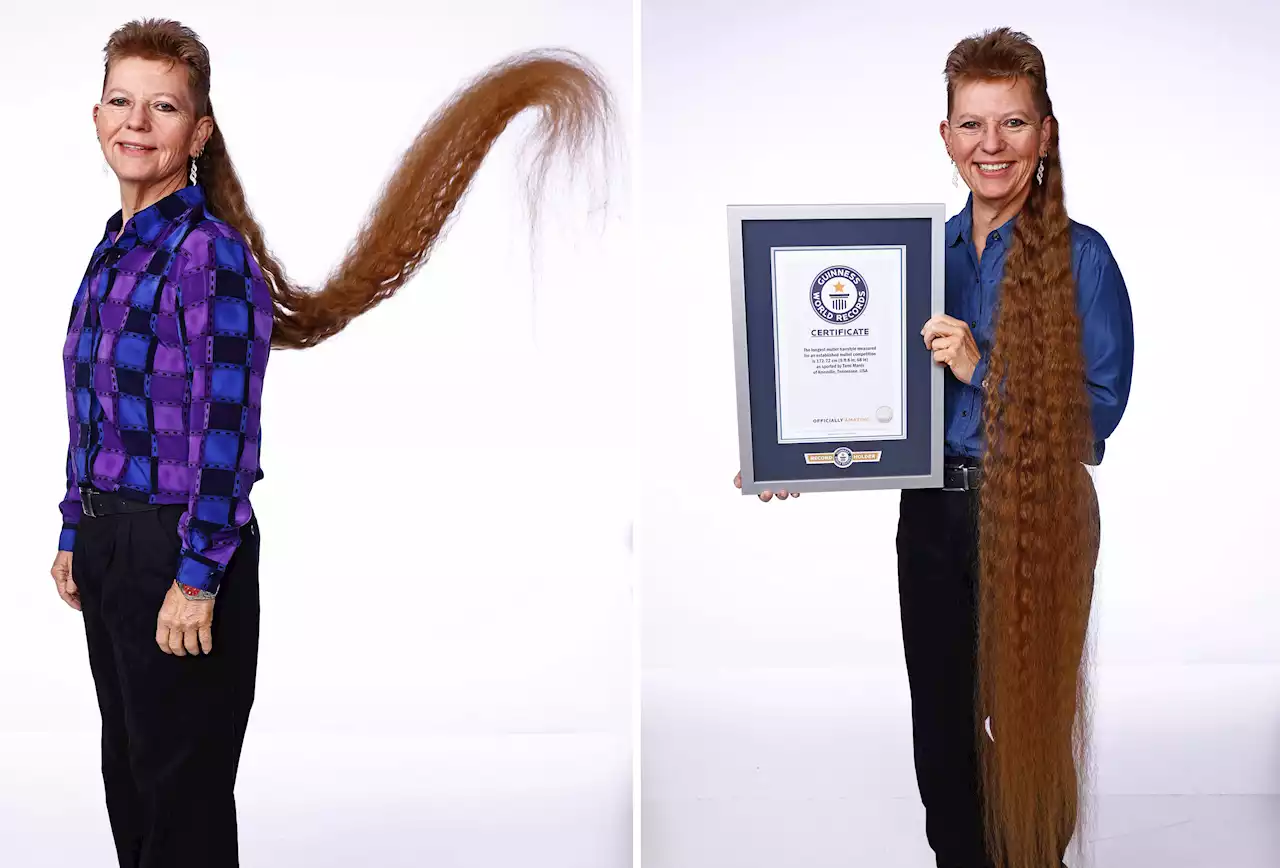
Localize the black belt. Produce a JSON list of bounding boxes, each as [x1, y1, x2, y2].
[[79, 485, 163, 518], [942, 461, 983, 491]]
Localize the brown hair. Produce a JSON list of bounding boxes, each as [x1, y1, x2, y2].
[[102, 19, 612, 349], [945, 28, 1099, 868]]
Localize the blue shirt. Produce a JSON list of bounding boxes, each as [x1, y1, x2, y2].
[[943, 196, 1134, 464]]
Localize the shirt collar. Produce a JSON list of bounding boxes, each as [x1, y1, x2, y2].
[[103, 184, 205, 246], [948, 192, 1019, 248]]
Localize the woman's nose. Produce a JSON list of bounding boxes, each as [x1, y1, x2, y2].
[[125, 102, 150, 130]]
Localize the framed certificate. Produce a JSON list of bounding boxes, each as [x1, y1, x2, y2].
[[729, 203, 946, 494]]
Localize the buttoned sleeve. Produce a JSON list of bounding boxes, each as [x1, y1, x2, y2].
[[172, 225, 272, 594], [1076, 234, 1134, 447], [971, 355, 990, 392], [58, 449, 80, 552]]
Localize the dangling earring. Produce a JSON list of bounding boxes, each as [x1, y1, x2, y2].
[[1036, 156, 1046, 186], [951, 159, 959, 189], [186, 148, 202, 185]]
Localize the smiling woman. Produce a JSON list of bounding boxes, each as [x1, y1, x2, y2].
[[734, 26, 1135, 868], [47, 17, 615, 868], [96, 59, 209, 206], [911, 28, 1135, 868]]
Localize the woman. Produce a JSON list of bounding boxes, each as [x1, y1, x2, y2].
[[45, 18, 611, 868], [735, 27, 1134, 868]]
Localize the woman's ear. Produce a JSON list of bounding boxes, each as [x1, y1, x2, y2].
[[1040, 115, 1054, 157], [194, 115, 215, 155]]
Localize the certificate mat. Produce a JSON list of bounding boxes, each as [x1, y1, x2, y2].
[[729, 204, 945, 494], [771, 245, 907, 444]]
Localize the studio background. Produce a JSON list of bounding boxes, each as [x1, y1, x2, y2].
[[0, 3, 634, 866], [638, 1, 1279, 866]]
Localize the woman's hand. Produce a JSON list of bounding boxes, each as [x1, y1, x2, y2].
[[922, 314, 981, 385], [50, 551, 80, 611], [734, 471, 799, 502], [156, 583, 215, 656]]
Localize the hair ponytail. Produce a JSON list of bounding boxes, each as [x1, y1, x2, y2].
[[104, 20, 612, 350], [946, 27, 1098, 868]]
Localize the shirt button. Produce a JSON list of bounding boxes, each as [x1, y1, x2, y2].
[[970, 321, 977, 328], [962, 410, 968, 417]]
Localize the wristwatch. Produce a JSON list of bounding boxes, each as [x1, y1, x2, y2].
[[176, 581, 216, 602]]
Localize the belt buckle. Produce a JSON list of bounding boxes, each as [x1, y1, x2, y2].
[[79, 486, 96, 518], [943, 464, 975, 492]]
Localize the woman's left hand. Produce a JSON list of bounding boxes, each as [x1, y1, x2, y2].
[[156, 583, 215, 656], [922, 314, 981, 385]]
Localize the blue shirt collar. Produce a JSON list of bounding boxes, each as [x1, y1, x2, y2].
[[948, 193, 1018, 248], [103, 184, 206, 246]]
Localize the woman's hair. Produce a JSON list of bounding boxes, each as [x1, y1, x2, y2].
[[945, 27, 1099, 868], [102, 18, 612, 349]]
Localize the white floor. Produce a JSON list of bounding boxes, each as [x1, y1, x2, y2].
[[642, 666, 1280, 868], [642, 793, 1280, 868], [0, 732, 631, 868]]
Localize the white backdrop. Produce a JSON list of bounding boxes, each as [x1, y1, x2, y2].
[[638, 1, 1280, 866], [0, 3, 634, 866]]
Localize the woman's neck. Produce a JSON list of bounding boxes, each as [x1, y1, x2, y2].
[[115, 174, 186, 241], [970, 183, 1031, 255]]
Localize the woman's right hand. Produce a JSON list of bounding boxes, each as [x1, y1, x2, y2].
[[734, 471, 799, 502], [50, 551, 80, 611]]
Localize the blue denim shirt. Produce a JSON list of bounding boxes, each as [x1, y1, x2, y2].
[[943, 196, 1134, 464]]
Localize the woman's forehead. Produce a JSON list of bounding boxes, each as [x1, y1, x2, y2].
[[105, 56, 190, 93], [952, 78, 1036, 115]]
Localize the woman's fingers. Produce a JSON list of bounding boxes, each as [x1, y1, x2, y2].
[[738, 471, 799, 501], [157, 623, 212, 656], [62, 573, 80, 610], [168, 628, 187, 657], [52, 575, 75, 609], [759, 490, 797, 501], [922, 314, 969, 348], [50, 554, 81, 610]]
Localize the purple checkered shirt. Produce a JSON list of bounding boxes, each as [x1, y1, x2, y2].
[[59, 185, 271, 595]]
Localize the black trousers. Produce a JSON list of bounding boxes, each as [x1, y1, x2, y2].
[[897, 487, 991, 868], [897, 485, 1094, 868], [73, 503, 260, 868]]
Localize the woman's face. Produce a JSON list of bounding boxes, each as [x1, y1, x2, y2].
[[94, 56, 211, 189], [941, 77, 1051, 207]]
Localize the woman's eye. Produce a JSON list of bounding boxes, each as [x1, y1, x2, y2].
[[109, 98, 128, 107], [155, 103, 175, 112]]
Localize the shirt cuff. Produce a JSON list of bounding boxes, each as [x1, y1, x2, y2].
[[176, 552, 223, 596], [59, 525, 78, 553], [970, 355, 989, 390]]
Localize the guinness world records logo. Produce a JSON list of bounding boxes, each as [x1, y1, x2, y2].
[[810, 266, 869, 324]]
